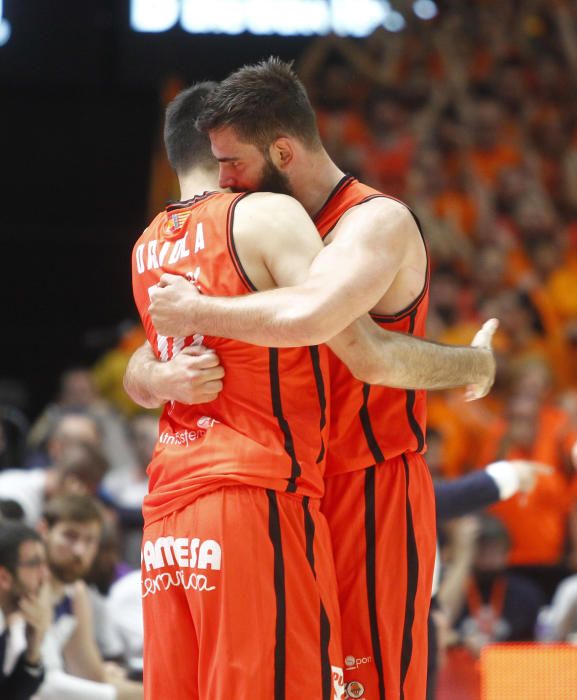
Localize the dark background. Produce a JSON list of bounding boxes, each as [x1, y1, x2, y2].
[[0, 0, 311, 416]]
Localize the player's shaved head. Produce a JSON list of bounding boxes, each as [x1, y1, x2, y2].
[[197, 57, 322, 152], [164, 81, 219, 175]]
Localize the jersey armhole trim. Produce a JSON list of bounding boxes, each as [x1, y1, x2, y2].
[[370, 199, 430, 323], [227, 192, 258, 293], [313, 174, 355, 228]]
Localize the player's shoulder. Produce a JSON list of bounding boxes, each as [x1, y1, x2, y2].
[[233, 192, 309, 238], [338, 194, 415, 238], [235, 191, 305, 216]]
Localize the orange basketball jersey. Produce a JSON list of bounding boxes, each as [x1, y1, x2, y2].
[[132, 191, 330, 524], [314, 176, 429, 475]]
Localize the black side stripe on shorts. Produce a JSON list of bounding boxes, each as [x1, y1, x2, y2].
[[405, 310, 425, 452], [269, 348, 301, 492], [364, 466, 386, 700], [268, 490, 286, 700], [400, 455, 419, 700], [303, 497, 332, 700], [308, 346, 327, 463], [360, 384, 385, 464]]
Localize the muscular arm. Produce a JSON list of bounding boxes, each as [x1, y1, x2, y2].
[[150, 196, 406, 346], [327, 316, 494, 391], [150, 194, 495, 393]]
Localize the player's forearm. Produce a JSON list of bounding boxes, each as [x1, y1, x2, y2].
[[374, 332, 493, 389], [123, 343, 164, 409], [187, 287, 354, 347], [330, 322, 494, 389]]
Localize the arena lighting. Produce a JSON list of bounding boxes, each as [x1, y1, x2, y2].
[[383, 10, 405, 32], [0, 0, 11, 46], [131, 0, 395, 37], [413, 0, 438, 21]]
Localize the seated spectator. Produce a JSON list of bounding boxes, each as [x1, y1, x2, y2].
[[0, 442, 108, 526], [540, 573, 577, 641], [454, 516, 545, 654], [0, 521, 51, 700], [36, 494, 142, 699], [26, 411, 101, 469], [27, 368, 137, 473]]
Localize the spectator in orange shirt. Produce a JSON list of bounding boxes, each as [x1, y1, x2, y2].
[[467, 95, 522, 187], [477, 385, 577, 600]]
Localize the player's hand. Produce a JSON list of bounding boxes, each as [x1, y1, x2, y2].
[[149, 273, 201, 337], [465, 318, 498, 402], [508, 460, 553, 495], [150, 345, 224, 404], [20, 581, 52, 664]]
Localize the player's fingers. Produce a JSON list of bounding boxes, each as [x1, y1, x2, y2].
[[180, 345, 216, 359], [198, 365, 225, 381], [190, 354, 224, 373], [203, 380, 224, 395], [465, 384, 486, 402], [471, 318, 499, 348]]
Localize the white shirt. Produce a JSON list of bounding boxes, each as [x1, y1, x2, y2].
[[0, 468, 46, 525]]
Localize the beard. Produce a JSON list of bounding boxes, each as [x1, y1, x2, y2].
[[50, 558, 89, 584], [231, 156, 293, 196]]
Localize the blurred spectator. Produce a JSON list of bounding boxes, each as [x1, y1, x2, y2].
[[476, 378, 577, 599], [101, 414, 157, 567], [0, 442, 108, 526], [455, 516, 545, 652], [27, 368, 137, 473], [85, 522, 132, 663], [36, 494, 142, 699], [92, 322, 150, 419], [0, 521, 51, 700]]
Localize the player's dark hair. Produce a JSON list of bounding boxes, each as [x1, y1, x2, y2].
[[164, 82, 219, 175], [0, 521, 42, 575], [197, 57, 322, 152]]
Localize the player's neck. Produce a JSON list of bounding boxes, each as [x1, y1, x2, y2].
[[178, 167, 221, 201], [290, 150, 346, 217]]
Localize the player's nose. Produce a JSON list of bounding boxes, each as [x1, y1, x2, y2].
[[219, 172, 236, 189]]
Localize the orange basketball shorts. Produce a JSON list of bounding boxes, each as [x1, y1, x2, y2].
[[322, 453, 436, 700], [141, 485, 346, 700]]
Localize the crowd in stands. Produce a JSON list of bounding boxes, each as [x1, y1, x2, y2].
[[297, 0, 577, 695], [1, 1, 577, 698]]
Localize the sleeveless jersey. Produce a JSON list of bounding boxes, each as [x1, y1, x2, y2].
[[314, 175, 429, 475], [132, 191, 330, 524]]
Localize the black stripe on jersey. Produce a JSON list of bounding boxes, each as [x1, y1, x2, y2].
[[360, 384, 385, 464], [226, 192, 258, 292], [303, 498, 332, 700], [364, 466, 386, 700], [404, 310, 426, 452], [400, 455, 419, 700], [303, 497, 316, 571], [269, 348, 302, 492], [313, 174, 355, 231], [267, 490, 287, 700], [309, 346, 327, 463]]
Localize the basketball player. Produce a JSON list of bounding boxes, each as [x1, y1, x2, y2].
[[128, 78, 497, 700], [143, 59, 482, 700]]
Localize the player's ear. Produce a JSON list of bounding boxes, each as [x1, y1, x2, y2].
[[269, 137, 293, 170]]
